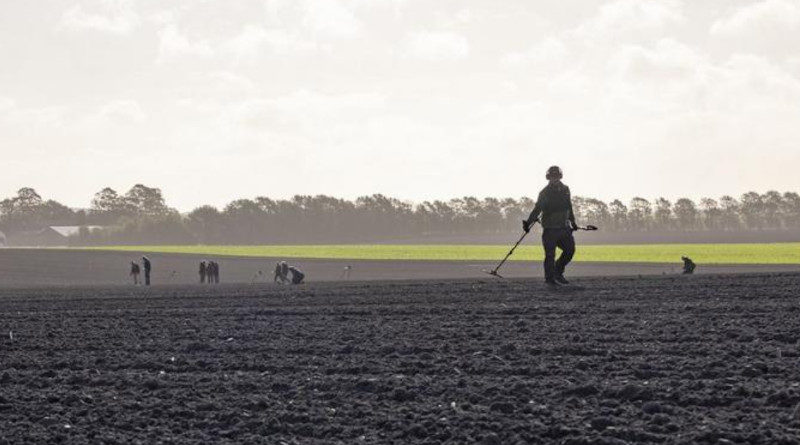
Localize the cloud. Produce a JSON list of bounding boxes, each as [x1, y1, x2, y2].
[[264, 0, 363, 39], [222, 25, 323, 60], [60, 0, 140, 35], [97, 100, 147, 124], [709, 0, 800, 53], [571, 0, 684, 43], [404, 31, 469, 61], [609, 38, 703, 83], [711, 0, 800, 36], [301, 0, 362, 38], [157, 24, 214, 60], [503, 37, 568, 68], [0, 97, 15, 114]]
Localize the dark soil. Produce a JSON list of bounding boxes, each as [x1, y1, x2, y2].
[[2, 273, 800, 444]]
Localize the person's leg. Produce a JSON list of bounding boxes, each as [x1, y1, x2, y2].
[[541, 229, 558, 282], [555, 230, 576, 277], [145, 271, 150, 286]]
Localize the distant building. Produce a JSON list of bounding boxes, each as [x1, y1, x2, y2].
[[5, 226, 104, 246], [48, 226, 104, 238]]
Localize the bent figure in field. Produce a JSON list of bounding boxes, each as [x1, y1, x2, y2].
[[142, 256, 152, 286], [522, 165, 579, 286], [199, 261, 207, 284], [288, 265, 305, 284], [682, 256, 696, 275], [130, 261, 140, 285], [274, 261, 304, 284]]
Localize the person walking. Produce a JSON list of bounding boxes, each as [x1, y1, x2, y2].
[[130, 261, 140, 285], [522, 166, 579, 286], [199, 261, 207, 284], [142, 256, 152, 286]]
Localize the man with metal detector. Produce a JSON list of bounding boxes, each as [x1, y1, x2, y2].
[[523, 166, 578, 286]]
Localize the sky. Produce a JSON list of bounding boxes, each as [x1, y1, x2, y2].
[[1, 0, 799, 211]]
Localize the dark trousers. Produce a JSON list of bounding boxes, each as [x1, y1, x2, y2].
[[145, 270, 151, 286], [542, 228, 575, 280]]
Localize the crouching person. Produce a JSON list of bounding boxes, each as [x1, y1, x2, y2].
[[288, 265, 305, 284], [274, 261, 305, 285], [682, 256, 696, 275]]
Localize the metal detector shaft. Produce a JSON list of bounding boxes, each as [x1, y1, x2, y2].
[[489, 229, 529, 276]]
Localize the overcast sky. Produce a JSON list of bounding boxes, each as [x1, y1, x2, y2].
[[1, 0, 799, 211]]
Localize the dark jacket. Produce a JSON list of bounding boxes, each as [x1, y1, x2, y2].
[[529, 181, 576, 229]]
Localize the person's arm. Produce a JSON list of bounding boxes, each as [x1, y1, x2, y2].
[[566, 187, 578, 230], [525, 190, 545, 225], [522, 190, 544, 232]]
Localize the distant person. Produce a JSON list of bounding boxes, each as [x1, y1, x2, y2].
[[199, 261, 207, 284], [130, 261, 140, 285], [274, 261, 290, 284], [274, 261, 303, 284], [211, 261, 220, 284], [142, 256, 151, 286], [288, 265, 305, 285], [522, 165, 579, 286], [682, 256, 696, 275]]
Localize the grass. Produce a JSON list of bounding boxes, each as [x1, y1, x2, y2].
[[80, 243, 800, 264]]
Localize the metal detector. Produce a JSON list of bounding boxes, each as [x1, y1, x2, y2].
[[483, 223, 600, 278], [482, 222, 536, 278]]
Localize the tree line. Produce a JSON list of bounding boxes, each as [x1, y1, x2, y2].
[[1, 186, 800, 245]]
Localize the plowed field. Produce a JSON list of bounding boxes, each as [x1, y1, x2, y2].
[[2, 273, 800, 444]]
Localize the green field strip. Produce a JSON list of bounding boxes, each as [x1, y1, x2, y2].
[[78, 243, 800, 264]]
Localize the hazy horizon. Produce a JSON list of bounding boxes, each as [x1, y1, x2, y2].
[[2, 0, 799, 212]]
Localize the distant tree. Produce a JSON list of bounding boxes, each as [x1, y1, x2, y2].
[[223, 199, 268, 243], [781, 192, 800, 228], [762, 191, 784, 229], [581, 198, 610, 228], [628, 197, 652, 231], [0, 187, 45, 229], [719, 195, 741, 230], [609, 200, 628, 231], [15, 187, 43, 212], [673, 198, 698, 230], [653, 198, 672, 230], [499, 198, 523, 232], [476, 198, 503, 233], [186, 206, 225, 244], [125, 184, 173, 217], [740, 192, 764, 229], [699, 198, 721, 230], [91, 187, 129, 215], [39, 200, 76, 225]]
